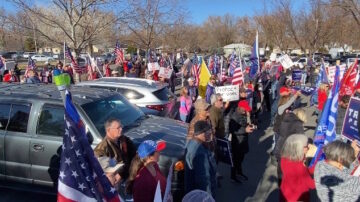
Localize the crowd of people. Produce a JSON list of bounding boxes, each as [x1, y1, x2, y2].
[[2, 51, 360, 201]]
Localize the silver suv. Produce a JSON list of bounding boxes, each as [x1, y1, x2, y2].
[[76, 77, 177, 118], [0, 83, 186, 200]]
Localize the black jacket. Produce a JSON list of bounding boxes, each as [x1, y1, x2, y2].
[[274, 112, 304, 160], [229, 110, 249, 153]]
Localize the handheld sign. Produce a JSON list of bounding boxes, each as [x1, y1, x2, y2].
[[342, 97, 360, 143], [278, 54, 294, 70], [292, 86, 316, 96], [292, 70, 302, 81], [327, 65, 346, 83], [216, 138, 233, 166], [148, 62, 160, 71], [158, 67, 173, 79], [215, 85, 239, 102]]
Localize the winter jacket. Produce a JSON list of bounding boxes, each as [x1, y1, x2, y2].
[[315, 160, 360, 202], [229, 110, 249, 154], [318, 89, 327, 111], [185, 139, 217, 198], [187, 85, 198, 102], [274, 112, 304, 160], [179, 96, 192, 116], [280, 158, 315, 202], [209, 105, 225, 139]]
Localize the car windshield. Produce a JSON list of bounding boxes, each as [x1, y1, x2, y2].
[[81, 94, 144, 136], [153, 87, 169, 101]]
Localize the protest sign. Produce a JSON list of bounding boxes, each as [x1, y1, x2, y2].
[[278, 54, 294, 69], [327, 64, 346, 83], [158, 67, 173, 79], [342, 97, 360, 143], [217, 138, 233, 166], [147, 62, 160, 71], [215, 85, 239, 102], [163, 163, 174, 202], [292, 70, 302, 81], [292, 86, 316, 96], [4, 61, 15, 70]]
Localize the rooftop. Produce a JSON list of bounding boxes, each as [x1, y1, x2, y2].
[[80, 77, 168, 90]]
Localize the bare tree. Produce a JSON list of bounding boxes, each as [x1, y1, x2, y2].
[[8, 0, 124, 56]]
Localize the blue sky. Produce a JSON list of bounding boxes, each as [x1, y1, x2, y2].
[[1, 0, 305, 24], [186, 0, 267, 24]]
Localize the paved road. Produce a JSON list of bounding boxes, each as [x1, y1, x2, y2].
[[0, 95, 317, 202]]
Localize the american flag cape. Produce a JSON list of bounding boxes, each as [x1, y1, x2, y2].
[[191, 53, 200, 86], [114, 41, 124, 65], [65, 44, 84, 74], [24, 57, 37, 77], [58, 90, 122, 202]]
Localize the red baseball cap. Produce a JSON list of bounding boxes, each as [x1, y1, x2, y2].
[[279, 87, 291, 95], [238, 100, 252, 112]]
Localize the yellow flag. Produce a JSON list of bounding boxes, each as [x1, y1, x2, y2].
[[198, 58, 211, 98]]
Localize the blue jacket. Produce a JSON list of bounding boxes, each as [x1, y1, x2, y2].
[[185, 139, 217, 198]]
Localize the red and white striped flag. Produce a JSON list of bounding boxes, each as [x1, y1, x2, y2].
[[192, 54, 200, 86], [232, 66, 244, 86], [114, 41, 124, 65]]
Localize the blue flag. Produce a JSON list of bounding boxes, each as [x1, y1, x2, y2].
[[310, 63, 328, 106], [309, 66, 340, 167], [249, 32, 259, 79]]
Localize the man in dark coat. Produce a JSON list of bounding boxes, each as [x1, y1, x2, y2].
[[94, 118, 136, 181], [229, 100, 254, 183]]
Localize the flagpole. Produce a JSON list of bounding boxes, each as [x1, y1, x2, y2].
[[256, 31, 260, 73], [63, 41, 66, 69]]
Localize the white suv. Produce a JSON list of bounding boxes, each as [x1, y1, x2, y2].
[[76, 77, 177, 118], [31, 55, 54, 62]]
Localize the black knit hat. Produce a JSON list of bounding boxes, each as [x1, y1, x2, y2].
[[194, 120, 211, 136]]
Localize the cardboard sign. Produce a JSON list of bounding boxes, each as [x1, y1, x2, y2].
[[215, 85, 239, 102], [326, 64, 346, 83], [4, 61, 15, 70], [342, 97, 360, 143], [158, 67, 173, 79], [278, 54, 294, 69], [217, 138, 233, 166], [292, 70, 302, 81], [147, 62, 160, 71]]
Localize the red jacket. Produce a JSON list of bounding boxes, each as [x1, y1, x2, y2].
[[280, 158, 315, 202], [318, 89, 327, 111], [132, 163, 166, 202]]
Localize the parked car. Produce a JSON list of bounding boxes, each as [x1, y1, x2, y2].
[[346, 58, 357, 67], [293, 57, 307, 67], [97, 53, 116, 64], [31, 55, 54, 63], [23, 52, 36, 59], [76, 77, 178, 118], [0, 51, 17, 60], [0, 83, 186, 200]]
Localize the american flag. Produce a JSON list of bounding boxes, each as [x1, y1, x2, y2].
[[232, 58, 244, 86], [213, 54, 219, 75], [65, 44, 83, 74], [58, 90, 122, 202], [24, 57, 37, 78], [229, 52, 237, 77], [191, 53, 200, 86], [114, 41, 124, 65]]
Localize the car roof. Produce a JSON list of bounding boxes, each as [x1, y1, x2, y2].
[[0, 83, 118, 105], [80, 77, 168, 90]]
